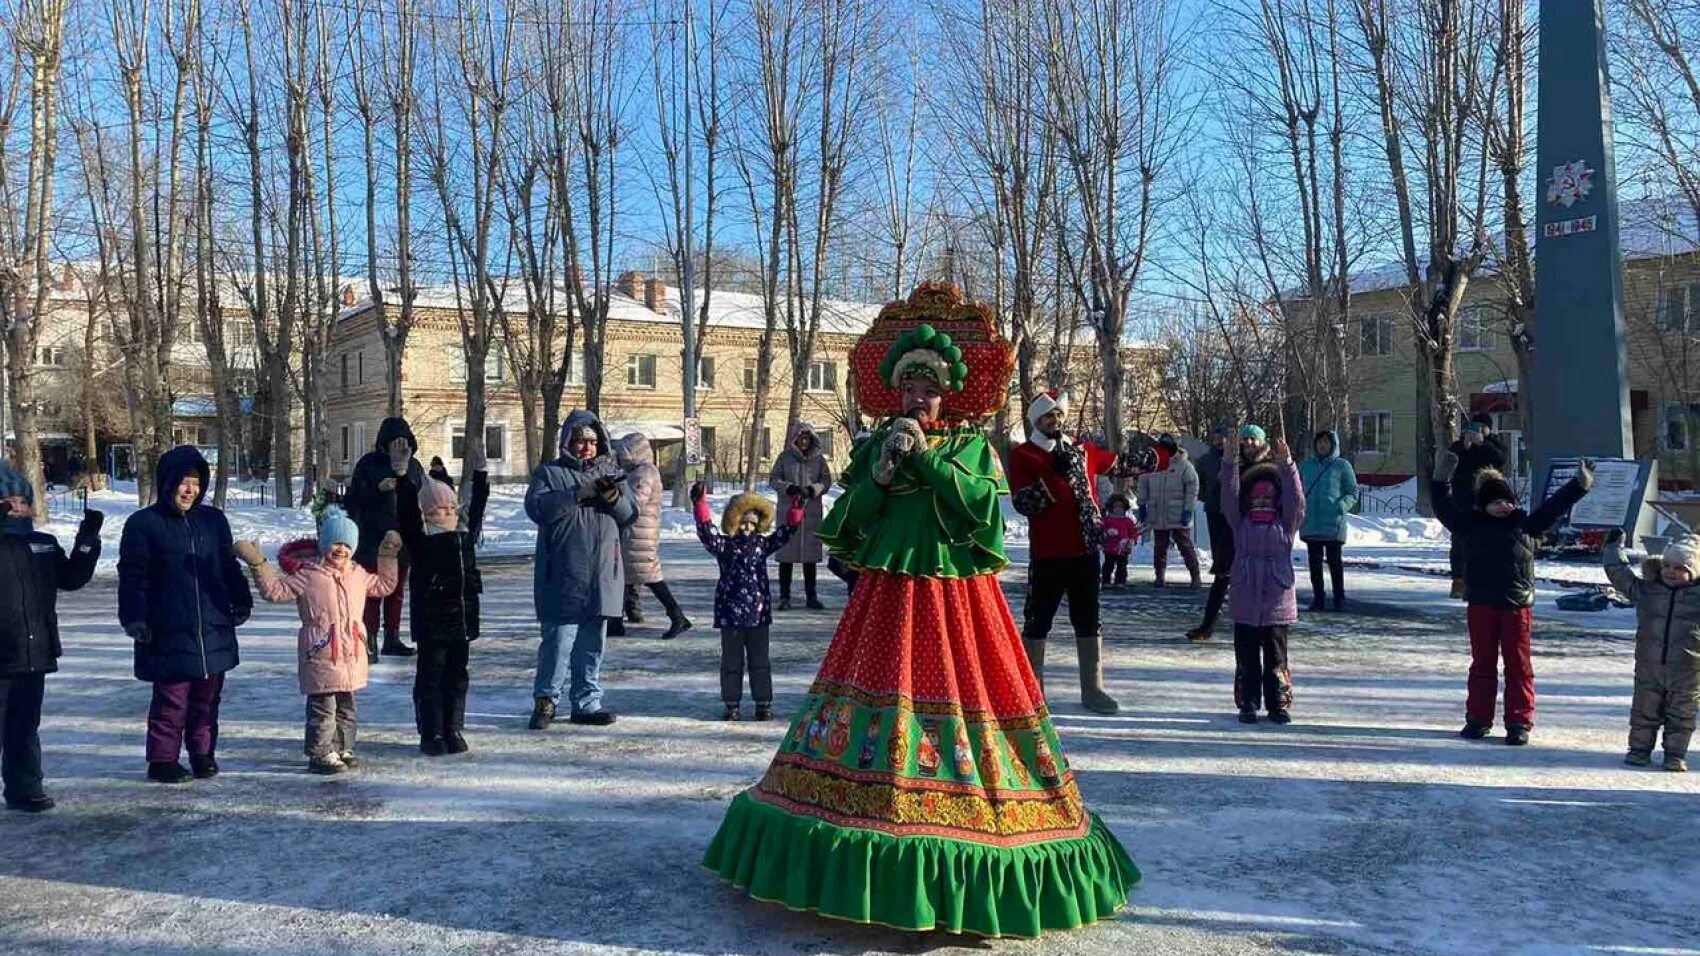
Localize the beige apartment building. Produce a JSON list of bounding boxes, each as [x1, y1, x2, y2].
[[1336, 222, 1700, 487]]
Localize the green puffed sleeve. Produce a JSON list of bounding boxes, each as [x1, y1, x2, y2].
[[818, 432, 885, 556]]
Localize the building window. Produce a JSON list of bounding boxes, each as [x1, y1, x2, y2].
[[450, 424, 507, 461], [1355, 411, 1392, 454], [36, 346, 67, 368], [759, 427, 773, 461], [1357, 314, 1395, 357], [697, 355, 716, 390], [742, 359, 757, 391], [1456, 306, 1490, 352], [449, 350, 505, 384], [563, 351, 585, 384], [341, 352, 351, 389], [1662, 402, 1700, 452], [340, 425, 352, 463], [699, 426, 717, 464], [1658, 283, 1700, 333], [805, 360, 838, 393], [231, 371, 257, 396], [36, 400, 62, 418], [627, 353, 657, 389], [226, 321, 256, 351], [357, 350, 365, 385]]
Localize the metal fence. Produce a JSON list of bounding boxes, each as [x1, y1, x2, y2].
[[1357, 494, 1418, 517]]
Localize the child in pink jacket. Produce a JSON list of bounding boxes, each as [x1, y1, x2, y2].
[[1100, 493, 1138, 588], [236, 508, 399, 774]]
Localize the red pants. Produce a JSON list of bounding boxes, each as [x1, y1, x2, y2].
[[363, 553, 409, 638], [1466, 605, 1535, 728]]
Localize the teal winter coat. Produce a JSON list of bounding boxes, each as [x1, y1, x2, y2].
[[1298, 431, 1359, 543]]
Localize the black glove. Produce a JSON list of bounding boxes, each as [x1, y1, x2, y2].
[[689, 481, 706, 504], [77, 509, 105, 540], [231, 608, 251, 628], [786, 484, 802, 498], [803, 485, 817, 500], [1575, 458, 1596, 492]]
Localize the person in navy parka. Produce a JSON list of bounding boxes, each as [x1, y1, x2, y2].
[[119, 446, 254, 784]]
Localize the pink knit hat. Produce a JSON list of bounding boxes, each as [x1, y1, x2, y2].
[[418, 478, 458, 513]]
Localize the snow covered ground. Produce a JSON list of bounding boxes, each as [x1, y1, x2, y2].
[[2, 539, 1693, 956]]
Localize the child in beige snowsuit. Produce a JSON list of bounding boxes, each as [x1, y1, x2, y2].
[[1602, 530, 1700, 772]]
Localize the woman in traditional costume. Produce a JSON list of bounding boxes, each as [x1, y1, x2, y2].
[[702, 285, 1139, 938]]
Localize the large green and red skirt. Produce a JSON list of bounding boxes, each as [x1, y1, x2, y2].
[[702, 570, 1139, 938]]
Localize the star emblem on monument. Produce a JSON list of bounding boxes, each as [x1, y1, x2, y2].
[[1545, 159, 1595, 208]]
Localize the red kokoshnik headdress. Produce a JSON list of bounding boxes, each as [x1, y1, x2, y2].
[[850, 282, 1016, 423]]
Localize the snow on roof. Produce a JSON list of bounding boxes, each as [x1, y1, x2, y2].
[[1482, 378, 1518, 394]]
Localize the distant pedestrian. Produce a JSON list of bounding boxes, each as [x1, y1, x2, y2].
[[1100, 494, 1136, 588], [119, 446, 254, 784], [1220, 430, 1303, 725], [692, 483, 801, 722], [1138, 433, 1201, 589], [1187, 424, 1248, 642], [768, 423, 833, 611], [427, 456, 455, 490], [345, 417, 426, 659], [1298, 430, 1359, 611], [238, 511, 400, 774], [615, 433, 693, 640], [1432, 451, 1592, 746], [0, 464, 101, 813], [1446, 414, 1508, 599], [1603, 530, 1700, 773]]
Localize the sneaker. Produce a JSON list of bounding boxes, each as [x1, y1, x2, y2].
[[1625, 750, 1652, 767], [569, 709, 618, 727], [419, 737, 446, 756], [660, 617, 693, 641], [308, 754, 348, 775], [1238, 709, 1258, 724], [189, 753, 219, 779], [754, 703, 774, 722], [339, 751, 361, 769], [1460, 720, 1492, 740], [5, 795, 54, 813], [1505, 724, 1531, 747], [528, 698, 555, 731], [1268, 710, 1292, 725], [722, 704, 741, 722], [1665, 755, 1688, 773], [1185, 627, 1212, 643], [444, 732, 469, 755], [147, 761, 193, 784]]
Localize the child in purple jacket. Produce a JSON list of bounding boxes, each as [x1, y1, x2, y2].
[[1221, 428, 1305, 725], [692, 483, 802, 722]]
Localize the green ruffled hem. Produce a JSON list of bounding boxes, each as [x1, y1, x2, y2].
[[701, 792, 1140, 939]]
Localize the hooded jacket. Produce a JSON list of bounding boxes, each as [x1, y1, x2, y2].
[[345, 417, 427, 569], [1447, 433, 1509, 512], [1222, 454, 1305, 627], [1298, 430, 1360, 543], [397, 469, 489, 643], [526, 410, 637, 625], [616, 433, 666, 584], [118, 446, 254, 683], [0, 510, 101, 678], [767, 422, 833, 564], [697, 493, 795, 629], [1431, 471, 1589, 608], [251, 555, 398, 695], [1603, 544, 1700, 743], [1136, 447, 1198, 532]]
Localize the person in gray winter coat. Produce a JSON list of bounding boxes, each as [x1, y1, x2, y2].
[[614, 433, 692, 640], [1603, 530, 1700, 772], [1137, 434, 1201, 588], [767, 422, 833, 610], [525, 411, 636, 729]]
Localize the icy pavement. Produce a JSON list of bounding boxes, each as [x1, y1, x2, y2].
[[1, 542, 1694, 956]]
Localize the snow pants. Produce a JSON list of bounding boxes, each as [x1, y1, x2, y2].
[[720, 626, 772, 706], [305, 691, 358, 759], [0, 673, 46, 803], [1022, 554, 1101, 642], [1466, 605, 1535, 729], [414, 642, 470, 742], [1233, 624, 1291, 714], [146, 674, 225, 764], [1628, 659, 1699, 759]]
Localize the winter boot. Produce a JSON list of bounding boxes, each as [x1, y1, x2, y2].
[[1188, 570, 1202, 590], [1185, 626, 1213, 642], [1309, 593, 1326, 612], [382, 630, 415, 658], [419, 736, 446, 756], [366, 630, 380, 665], [569, 709, 618, 727], [806, 597, 828, 611], [148, 761, 192, 785], [1268, 710, 1292, 725], [444, 732, 469, 755], [338, 751, 360, 769], [1624, 749, 1652, 767], [607, 619, 627, 637], [1076, 634, 1120, 715], [1665, 754, 1689, 773], [1021, 638, 1047, 698], [660, 614, 694, 641], [1238, 709, 1258, 724], [528, 698, 555, 731], [1333, 594, 1346, 612], [1460, 719, 1492, 740], [189, 753, 219, 779], [754, 703, 774, 722], [5, 795, 54, 813], [308, 753, 348, 775], [1505, 724, 1531, 747], [722, 703, 741, 722]]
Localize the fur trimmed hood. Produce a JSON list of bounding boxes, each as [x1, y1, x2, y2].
[[721, 492, 775, 535]]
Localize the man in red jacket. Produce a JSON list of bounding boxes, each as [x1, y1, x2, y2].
[[1009, 391, 1122, 714]]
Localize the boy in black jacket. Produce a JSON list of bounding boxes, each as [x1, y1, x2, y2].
[[396, 451, 489, 756], [0, 464, 102, 812], [1432, 452, 1593, 746]]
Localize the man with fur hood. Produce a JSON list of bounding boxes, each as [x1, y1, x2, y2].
[[1603, 530, 1700, 772], [767, 422, 833, 610], [1137, 433, 1201, 588], [344, 416, 427, 659], [525, 410, 636, 729], [615, 433, 692, 640], [1008, 390, 1121, 714], [1432, 451, 1593, 746]]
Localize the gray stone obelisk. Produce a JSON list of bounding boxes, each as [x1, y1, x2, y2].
[[1528, 0, 1636, 498]]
